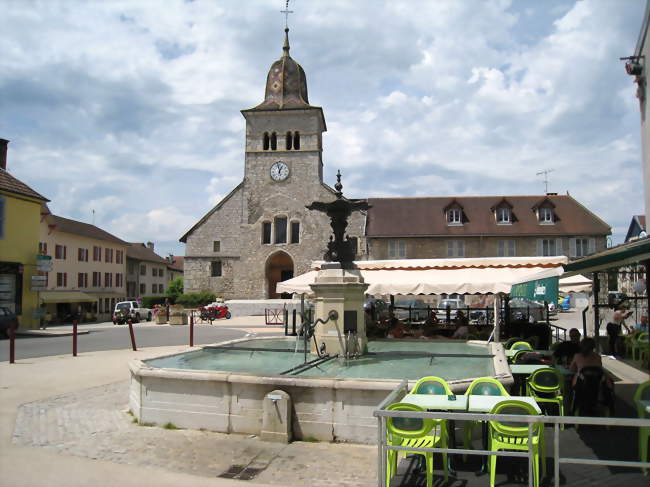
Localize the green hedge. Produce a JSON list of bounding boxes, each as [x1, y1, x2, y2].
[[175, 292, 216, 307], [141, 296, 173, 308]]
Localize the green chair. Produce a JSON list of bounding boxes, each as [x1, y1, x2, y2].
[[510, 341, 533, 351], [630, 332, 649, 362], [488, 400, 546, 487], [625, 330, 642, 358], [633, 381, 650, 474], [385, 402, 448, 487], [463, 378, 510, 456], [526, 367, 565, 429], [412, 376, 452, 395], [504, 337, 523, 349], [509, 349, 531, 365]]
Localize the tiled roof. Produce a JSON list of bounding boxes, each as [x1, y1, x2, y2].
[[167, 255, 184, 272], [365, 195, 611, 237], [51, 215, 127, 245], [126, 243, 168, 264], [0, 168, 49, 202]]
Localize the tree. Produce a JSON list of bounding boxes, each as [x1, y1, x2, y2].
[[166, 277, 184, 302]]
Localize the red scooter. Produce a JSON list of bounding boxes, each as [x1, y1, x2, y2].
[[199, 304, 231, 323]]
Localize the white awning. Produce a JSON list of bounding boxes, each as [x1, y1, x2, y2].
[[277, 256, 568, 296], [559, 274, 592, 293]]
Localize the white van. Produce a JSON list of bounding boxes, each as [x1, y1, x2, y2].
[[113, 301, 151, 324]]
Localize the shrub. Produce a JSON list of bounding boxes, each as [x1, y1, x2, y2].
[[176, 292, 216, 307], [141, 296, 172, 308], [166, 277, 184, 302]]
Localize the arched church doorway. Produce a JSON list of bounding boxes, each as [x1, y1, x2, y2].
[[266, 251, 294, 299]]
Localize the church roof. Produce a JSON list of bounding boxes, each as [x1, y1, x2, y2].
[[365, 194, 611, 237], [249, 28, 313, 111]]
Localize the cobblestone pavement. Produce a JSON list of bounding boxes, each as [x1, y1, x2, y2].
[[12, 381, 376, 487]]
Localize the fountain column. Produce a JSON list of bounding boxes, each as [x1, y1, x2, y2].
[[306, 171, 371, 357]]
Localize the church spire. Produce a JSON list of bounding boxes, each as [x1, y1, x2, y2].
[[282, 27, 290, 58]]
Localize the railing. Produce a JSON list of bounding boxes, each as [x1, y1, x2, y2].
[[374, 381, 650, 487]]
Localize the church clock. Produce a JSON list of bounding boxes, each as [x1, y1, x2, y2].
[[270, 161, 290, 181]]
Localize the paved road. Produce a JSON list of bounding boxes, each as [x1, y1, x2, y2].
[[1, 318, 285, 362]]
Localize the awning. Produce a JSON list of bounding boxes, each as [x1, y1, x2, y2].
[[40, 291, 96, 303], [559, 274, 592, 293], [564, 238, 650, 275], [277, 256, 567, 296]]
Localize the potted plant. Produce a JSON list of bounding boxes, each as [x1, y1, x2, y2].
[[153, 305, 168, 324], [169, 304, 187, 325]]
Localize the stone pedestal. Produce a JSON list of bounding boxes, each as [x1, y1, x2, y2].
[[309, 263, 369, 356]]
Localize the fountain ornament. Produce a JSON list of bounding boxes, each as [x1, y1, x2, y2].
[[306, 170, 370, 268]]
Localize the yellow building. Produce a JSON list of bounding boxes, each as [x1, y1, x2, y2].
[[0, 138, 50, 330]]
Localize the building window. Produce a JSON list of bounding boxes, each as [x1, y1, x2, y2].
[[77, 272, 88, 288], [293, 131, 300, 150], [57, 272, 67, 287], [447, 240, 465, 257], [274, 217, 287, 244], [497, 240, 516, 257], [211, 261, 222, 277], [140, 283, 146, 295], [116, 273, 123, 287], [159, 269, 164, 278], [290, 221, 300, 244], [262, 222, 272, 244], [286, 131, 293, 150], [140, 265, 146, 276], [93, 246, 101, 261], [39, 242, 48, 254], [496, 207, 511, 224], [447, 208, 462, 225], [263, 132, 270, 150], [116, 250, 123, 264], [55, 244, 67, 259], [92, 272, 100, 287], [538, 207, 554, 224], [388, 240, 406, 259], [213, 240, 221, 252], [78, 248, 88, 262], [104, 272, 112, 287], [538, 238, 560, 256], [571, 237, 595, 258], [152, 268, 157, 277], [270, 132, 277, 150], [105, 248, 113, 263]]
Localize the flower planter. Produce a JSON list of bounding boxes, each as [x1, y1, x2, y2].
[[169, 314, 188, 325], [155, 313, 168, 325]]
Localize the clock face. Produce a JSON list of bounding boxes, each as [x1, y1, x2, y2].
[[270, 161, 289, 181]]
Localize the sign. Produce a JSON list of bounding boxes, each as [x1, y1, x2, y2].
[[31, 275, 47, 291], [36, 255, 52, 260], [510, 277, 558, 305], [36, 262, 53, 272]]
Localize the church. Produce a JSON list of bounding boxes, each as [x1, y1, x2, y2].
[[181, 28, 611, 300]]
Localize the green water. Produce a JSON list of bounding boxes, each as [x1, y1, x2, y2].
[[144, 338, 495, 381]]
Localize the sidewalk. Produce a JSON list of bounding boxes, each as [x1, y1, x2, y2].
[[0, 345, 375, 487]]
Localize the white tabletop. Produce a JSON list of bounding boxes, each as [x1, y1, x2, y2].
[[402, 393, 469, 411], [505, 349, 552, 358], [509, 364, 553, 375], [467, 395, 541, 414]]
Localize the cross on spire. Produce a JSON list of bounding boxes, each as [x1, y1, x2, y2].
[[281, 0, 293, 28]]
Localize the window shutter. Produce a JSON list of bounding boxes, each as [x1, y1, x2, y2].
[[536, 239, 543, 256], [569, 238, 576, 258], [588, 238, 596, 255], [555, 238, 563, 256]]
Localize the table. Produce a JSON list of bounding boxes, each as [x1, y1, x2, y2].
[[505, 349, 552, 358], [509, 364, 552, 375]]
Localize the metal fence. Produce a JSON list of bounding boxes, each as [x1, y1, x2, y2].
[[374, 380, 650, 487]]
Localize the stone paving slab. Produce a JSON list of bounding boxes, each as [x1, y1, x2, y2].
[[12, 380, 377, 487]]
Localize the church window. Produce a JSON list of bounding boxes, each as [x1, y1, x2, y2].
[[262, 222, 272, 244], [274, 217, 287, 244], [290, 221, 300, 244], [270, 132, 277, 150], [211, 261, 222, 277], [213, 240, 221, 252], [388, 240, 406, 259], [286, 131, 293, 150], [293, 132, 300, 150], [263, 132, 269, 150]]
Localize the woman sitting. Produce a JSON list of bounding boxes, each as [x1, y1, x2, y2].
[[569, 337, 614, 388], [569, 337, 614, 415]]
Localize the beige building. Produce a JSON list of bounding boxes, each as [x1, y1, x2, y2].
[[126, 243, 170, 299], [39, 208, 127, 323]]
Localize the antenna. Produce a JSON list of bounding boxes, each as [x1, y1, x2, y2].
[[92, 209, 95, 225], [281, 0, 293, 28], [536, 169, 554, 193]]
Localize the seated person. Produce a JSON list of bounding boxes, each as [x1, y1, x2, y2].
[[569, 337, 613, 388], [424, 313, 439, 326], [553, 328, 581, 365], [635, 315, 649, 332], [384, 307, 408, 338], [454, 310, 469, 326]]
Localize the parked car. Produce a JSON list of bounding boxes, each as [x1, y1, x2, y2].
[[0, 306, 19, 338], [394, 298, 427, 322], [469, 308, 493, 324], [364, 298, 389, 319], [112, 301, 151, 324], [507, 298, 546, 323], [436, 298, 463, 321]]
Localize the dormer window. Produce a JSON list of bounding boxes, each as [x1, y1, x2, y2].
[[496, 207, 511, 224], [447, 208, 462, 225], [539, 207, 554, 224]]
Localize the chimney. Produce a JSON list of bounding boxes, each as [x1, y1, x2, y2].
[[146, 242, 154, 250], [0, 138, 8, 171]]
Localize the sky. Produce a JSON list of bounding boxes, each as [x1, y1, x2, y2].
[[1, 0, 646, 258]]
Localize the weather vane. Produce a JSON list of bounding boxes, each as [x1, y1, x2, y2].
[[281, 0, 293, 28]]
